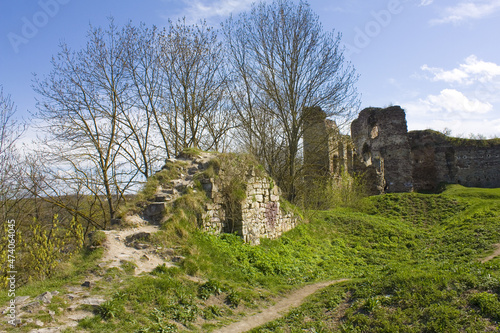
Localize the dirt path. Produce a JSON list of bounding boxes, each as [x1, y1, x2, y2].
[[101, 223, 173, 274], [214, 279, 349, 333], [480, 244, 500, 263]]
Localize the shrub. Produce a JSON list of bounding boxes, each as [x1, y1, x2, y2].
[[225, 290, 242, 308], [88, 230, 107, 248], [198, 280, 222, 300], [96, 300, 122, 320], [299, 171, 367, 210], [202, 305, 223, 319], [469, 292, 500, 321]]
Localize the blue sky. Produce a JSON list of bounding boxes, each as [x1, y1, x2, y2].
[[1, 0, 499, 138]]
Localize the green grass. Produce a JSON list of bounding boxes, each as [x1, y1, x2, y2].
[[0, 247, 105, 306], [251, 185, 500, 332], [4, 184, 500, 332]]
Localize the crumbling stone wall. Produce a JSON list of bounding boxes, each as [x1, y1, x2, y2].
[[240, 170, 297, 245], [302, 107, 354, 180], [150, 152, 298, 245], [351, 106, 414, 193], [348, 106, 500, 193], [197, 159, 297, 245], [410, 130, 500, 191], [303, 107, 331, 179]]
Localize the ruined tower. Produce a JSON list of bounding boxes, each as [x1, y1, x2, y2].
[[302, 106, 355, 187], [351, 106, 414, 193], [303, 107, 331, 179]]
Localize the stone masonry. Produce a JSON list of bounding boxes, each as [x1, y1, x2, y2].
[[351, 106, 414, 193], [303, 106, 354, 180], [201, 165, 297, 245], [304, 105, 500, 194], [148, 152, 297, 245]]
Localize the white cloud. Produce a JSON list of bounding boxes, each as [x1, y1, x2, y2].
[[419, 0, 434, 6], [431, 0, 500, 25], [411, 89, 493, 114], [179, 0, 254, 23], [422, 55, 500, 85]]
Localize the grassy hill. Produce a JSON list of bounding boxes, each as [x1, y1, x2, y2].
[[3, 185, 500, 332]]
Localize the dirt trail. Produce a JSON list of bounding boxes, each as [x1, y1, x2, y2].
[[214, 279, 349, 333], [101, 223, 173, 274], [480, 244, 500, 263]]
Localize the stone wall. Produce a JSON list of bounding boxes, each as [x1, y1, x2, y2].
[[303, 107, 331, 179], [409, 130, 500, 191], [240, 170, 297, 245], [347, 106, 500, 193], [302, 107, 354, 180], [197, 158, 297, 245], [351, 106, 414, 193]]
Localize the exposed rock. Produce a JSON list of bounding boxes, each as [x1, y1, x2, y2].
[[125, 232, 151, 243], [35, 292, 53, 304], [29, 328, 62, 333], [144, 202, 167, 217], [133, 243, 149, 250], [21, 301, 42, 312], [67, 304, 79, 312], [81, 281, 91, 288], [122, 215, 147, 226], [80, 297, 106, 307], [15, 296, 30, 303], [172, 256, 185, 263]]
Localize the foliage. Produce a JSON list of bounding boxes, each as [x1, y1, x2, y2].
[[87, 230, 107, 248], [1, 215, 84, 286], [299, 171, 368, 210], [26, 215, 84, 281], [198, 280, 222, 300], [469, 292, 500, 321]]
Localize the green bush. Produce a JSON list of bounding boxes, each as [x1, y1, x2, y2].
[[225, 290, 241, 308], [469, 292, 500, 321], [198, 280, 222, 300], [202, 305, 223, 320]]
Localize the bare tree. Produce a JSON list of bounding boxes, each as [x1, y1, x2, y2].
[[224, 0, 360, 201], [121, 22, 167, 177], [160, 18, 233, 155], [33, 20, 136, 225], [0, 86, 26, 222]]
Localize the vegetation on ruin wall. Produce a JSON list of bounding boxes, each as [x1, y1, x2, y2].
[[411, 129, 500, 147]]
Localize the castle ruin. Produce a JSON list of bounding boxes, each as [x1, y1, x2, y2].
[[304, 105, 500, 194]]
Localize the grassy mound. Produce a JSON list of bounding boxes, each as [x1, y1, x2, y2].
[[4, 184, 500, 332], [252, 185, 500, 332]]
